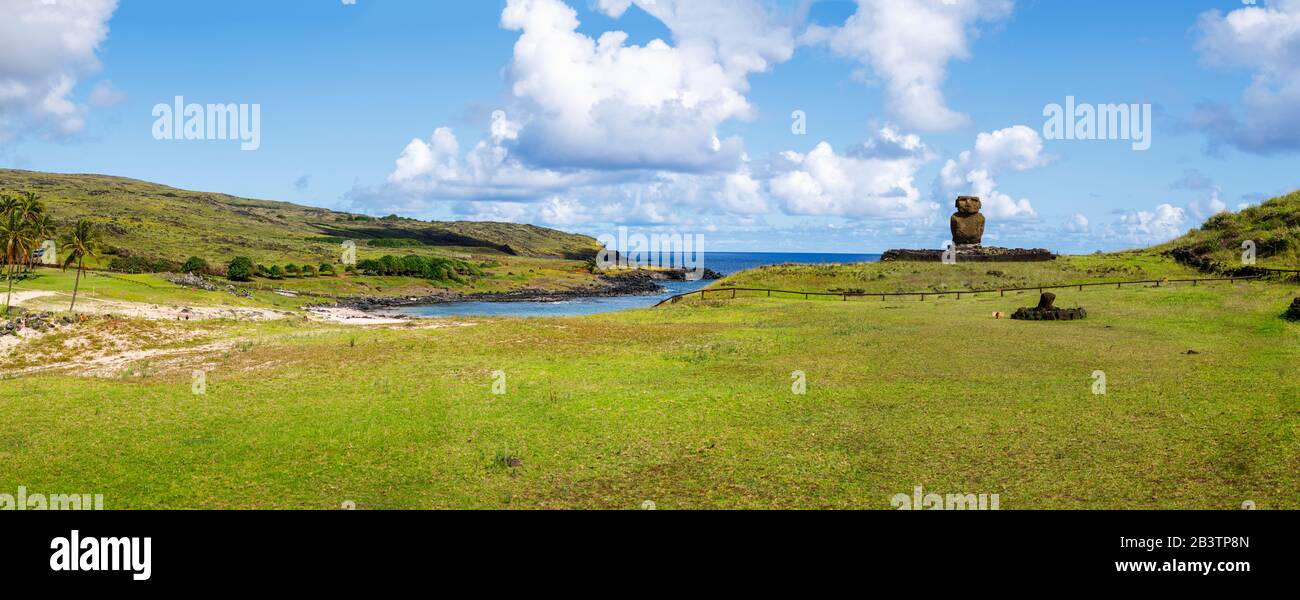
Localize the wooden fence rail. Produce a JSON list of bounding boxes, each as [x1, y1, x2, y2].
[[655, 274, 1280, 307]]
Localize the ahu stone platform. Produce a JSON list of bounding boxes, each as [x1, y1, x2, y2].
[[880, 246, 1057, 263]]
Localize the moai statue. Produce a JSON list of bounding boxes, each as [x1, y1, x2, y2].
[[950, 196, 985, 247]]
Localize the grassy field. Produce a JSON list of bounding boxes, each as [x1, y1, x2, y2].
[[712, 253, 1212, 296], [1153, 189, 1300, 270], [0, 169, 602, 280], [2, 256, 1296, 509]]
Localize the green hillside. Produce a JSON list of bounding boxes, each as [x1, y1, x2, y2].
[[1153, 189, 1300, 272], [0, 169, 603, 268]]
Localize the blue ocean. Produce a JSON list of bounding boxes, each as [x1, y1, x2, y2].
[[393, 252, 880, 318]]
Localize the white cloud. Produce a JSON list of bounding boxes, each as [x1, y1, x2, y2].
[[934, 125, 1048, 221], [768, 126, 937, 220], [452, 201, 531, 223], [803, 0, 1013, 131], [1194, 0, 1300, 154], [1065, 213, 1089, 234], [86, 80, 126, 107], [386, 115, 612, 202], [0, 0, 118, 141], [501, 0, 794, 171], [1187, 189, 1228, 221], [1104, 204, 1189, 245], [536, 196, 592, 226], [369, 0, 800, 227]]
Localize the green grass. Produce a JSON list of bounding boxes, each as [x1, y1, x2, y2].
[[0, 168, 602, 268], [1152, 189, 1300, 270], [2, 272, 1296, 509], [711, 253, 1210, 296]]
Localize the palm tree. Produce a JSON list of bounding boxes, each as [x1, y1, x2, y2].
[[16, 193, 48, 273], [61, 219, 99, 314], [1, 210, 35, 315], [27, 213, 55, 272]]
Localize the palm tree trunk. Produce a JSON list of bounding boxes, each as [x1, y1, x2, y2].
[[4, 262, 14, 316], [69, 256, 84, 314]]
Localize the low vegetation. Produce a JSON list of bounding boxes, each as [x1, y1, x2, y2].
[[1154, 190, 1300, 271], [1, 262, 1296, 508]]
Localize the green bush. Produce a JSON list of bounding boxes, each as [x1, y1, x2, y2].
[[227, 257, 255, 282], [268, 265, 285, 280], [319, 263, 336, 275], [285, 264, 301, 277], [182, 256, 209, 274], [368, 238, 426, 248], [301, 265, 317, 277], [354, 254, 482, 283], [109, 256, 182, 274]]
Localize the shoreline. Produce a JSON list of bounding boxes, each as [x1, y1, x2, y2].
[[322, 268, 722, 313]]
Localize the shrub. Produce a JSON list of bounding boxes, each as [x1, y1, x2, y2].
[[268, 265, 285, 280], [319, 263, 336, 275], [301, 265, 317, 277], [354, 254, 482, 283], [285, 264, 301, 277], [182, 256, 209, 274], [227, 257, 255, 282], [368, 238, 426, 248], [109, 256, 182, 274]]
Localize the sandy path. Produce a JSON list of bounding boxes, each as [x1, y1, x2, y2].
[[7, 288, 292, 321], [305, 306, 409, 325]]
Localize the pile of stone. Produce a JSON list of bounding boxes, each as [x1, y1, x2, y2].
[[1285, 298, 1300, 321], [168, 272, 218, 291], [881, 247, 1057, 263], [0, 311, 75, 336], [1011, 293, 1087, 321], [166, 272, 252, 298]]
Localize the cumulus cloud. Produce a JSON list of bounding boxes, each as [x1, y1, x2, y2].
[[501, 0, 794, 172], [386, 111, 614, 202], [87, 80, 126, 107], [934, 125, 1049, 221], [0, 0, 118, 141], [1104, 204, 1189, 245], [1065, 213, 1090, 234], [768, 126, 937, 220], [1194, 0, 1300, 154], [1187, 189, 1228, 221], [367, 0, 801, 227], [803, 0, 1013, 131]]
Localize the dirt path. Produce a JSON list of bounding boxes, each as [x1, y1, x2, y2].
[[7, 288, 293, 321]]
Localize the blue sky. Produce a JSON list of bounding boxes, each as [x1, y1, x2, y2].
[[2, 0, 1297, 253]]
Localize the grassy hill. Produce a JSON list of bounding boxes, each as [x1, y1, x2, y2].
[[1153, 189, 1300, 272], [0, 169, 603, 269]]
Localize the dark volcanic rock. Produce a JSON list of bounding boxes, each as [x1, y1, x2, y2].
[[950, 196, 986, 246], [1285, 298, 1300, 321], [1012, 293, 1086, 321], [881, 246, 1057, 262]]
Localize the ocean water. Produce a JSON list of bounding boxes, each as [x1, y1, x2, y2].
[[393, 252, 880, 318]]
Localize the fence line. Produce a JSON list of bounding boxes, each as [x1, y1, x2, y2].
[[655, 275, 1276, 307]]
